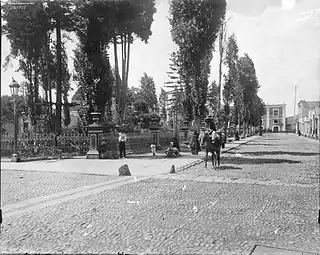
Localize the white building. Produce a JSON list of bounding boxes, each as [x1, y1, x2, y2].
[[261, 104, 286, 132]]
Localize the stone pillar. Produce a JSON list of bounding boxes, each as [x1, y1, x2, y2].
[[86, 112, 103, 159], [149, 113, 161, 149], [151, 131, 160, 148]]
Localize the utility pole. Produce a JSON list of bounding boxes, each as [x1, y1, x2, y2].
[[294, 85, 297, 133], [294, 85, 297, 117]]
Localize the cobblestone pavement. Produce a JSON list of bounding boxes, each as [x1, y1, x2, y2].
[[1, 170, 118, 206], [0, 133, 319, 254], [182, 133, 319, 186]]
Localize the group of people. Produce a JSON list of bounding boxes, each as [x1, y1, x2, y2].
[[189, 123, 225, 154], [117, 123, 225, 159], [166, 122, 225, 156]]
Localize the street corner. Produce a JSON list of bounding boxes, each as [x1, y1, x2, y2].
[[0, 169, 122, 207], [250, 245, 320, 255]]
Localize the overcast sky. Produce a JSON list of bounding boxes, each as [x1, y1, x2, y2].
[[1, 0, 319, 117]]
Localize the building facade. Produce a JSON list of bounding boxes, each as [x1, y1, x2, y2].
[[296, 100, 320, 138], [261, 104, 286, 132]]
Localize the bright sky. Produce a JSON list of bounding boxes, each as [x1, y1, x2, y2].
[[1, 0, 320, 117]]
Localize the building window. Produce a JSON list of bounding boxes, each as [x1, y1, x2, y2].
[[273, 109, 279, 118], [274, 120, 278, 124]]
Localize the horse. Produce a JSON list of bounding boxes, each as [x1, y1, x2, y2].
[[202, 131, 223, 168]]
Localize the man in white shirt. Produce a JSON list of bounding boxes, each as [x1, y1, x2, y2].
[[199, 128, 205, 147], [118, 131, 127, 158]]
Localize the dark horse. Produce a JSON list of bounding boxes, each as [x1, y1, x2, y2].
[[202, 132, 223, 168]]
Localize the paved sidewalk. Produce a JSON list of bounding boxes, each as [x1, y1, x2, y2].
[[1, 135, 260, 176]]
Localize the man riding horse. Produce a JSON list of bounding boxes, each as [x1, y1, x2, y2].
[[201, 122, 224, 168]]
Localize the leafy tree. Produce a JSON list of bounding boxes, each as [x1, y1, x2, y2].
[[73, 2, 115, 128], [217, 15, 231, 115], [1, 95, 27, 123], [126, 87, 140, 106], [2, 3, 50, 126], [2, 2, 76, 132], [61, 44, 71, 127], [133, 100, 149, 114], [39, 31, 55, 116], [169, 0, 226, 129], [159, 88, 168, 122], [108, 0, 157, 120], [238, 53, 261, 133], [207, 81, 220, 116], [250, 95, 265, 127], [44, 2, 76, 133], [164, 52, 186, 139], [223, 33, 240, 136], [138, 73, 158, 113]]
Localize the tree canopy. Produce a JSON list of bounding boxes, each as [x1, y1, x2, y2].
[[169, 0, 226, 128], [2, 0, 157, 133]]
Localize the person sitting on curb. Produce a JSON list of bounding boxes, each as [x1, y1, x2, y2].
[[172, 136, 180, 153], [165, 142, 180, 157]]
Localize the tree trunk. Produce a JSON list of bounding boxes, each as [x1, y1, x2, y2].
[[224, 119, 228, 143], [194, 115, 201, 132], [27, 61, 36, 127], [45, 32, 53, 115], [224, 103, 229, 143], [125, 33, 131, 96], [40, 52, 49, 114], [218, 24, 224, 117], [55, 19, 62, 133], [121, 34, 127, 119], [113, 36, 121, 122], [33, 61, 41, 119]]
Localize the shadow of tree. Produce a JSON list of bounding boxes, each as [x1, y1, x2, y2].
[[245, 143, 279, 146], [221, 156, 301, 165], [216, 165, 242, 170], [127, 154, 168, 159], [241, 151, 319, 157], [225, 147, 240, 152]]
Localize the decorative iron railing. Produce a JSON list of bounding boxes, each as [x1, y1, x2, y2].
[[1, 131, 176, 159]]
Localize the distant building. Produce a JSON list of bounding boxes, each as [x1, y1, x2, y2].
[[285, 116, 296, 132], [261, 104, 286, 132], [297, 100, 320, 138]]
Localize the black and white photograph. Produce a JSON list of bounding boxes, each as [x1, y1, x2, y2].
[[0, 0, 319, 254]]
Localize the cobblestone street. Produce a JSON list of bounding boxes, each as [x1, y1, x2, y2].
[[1, 133, 319, 254]]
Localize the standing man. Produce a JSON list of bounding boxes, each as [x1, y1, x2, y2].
[[118, 130, 127, 159], [199, 128, 205, 148]]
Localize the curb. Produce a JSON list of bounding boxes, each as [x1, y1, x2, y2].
[[176, 135, 261, 173]]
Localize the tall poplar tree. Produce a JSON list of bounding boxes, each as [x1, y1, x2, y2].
[[169, 0, 226, 130]]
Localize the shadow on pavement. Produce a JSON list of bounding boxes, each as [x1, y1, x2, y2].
[[126, 153, 202, 160], [216, 165, 242, 170], [126, 154, 167, 159], [226, 147, 240, 151], [241, 151, 320, 157], [245, 143, 279, 146], [221, 156, 301, 165]]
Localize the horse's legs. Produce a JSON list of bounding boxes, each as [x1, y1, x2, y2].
[[211, 152, 215, 168], [205, 151, 208, 168]]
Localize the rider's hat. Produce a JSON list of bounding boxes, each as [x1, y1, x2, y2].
[[209, 122, 216, 131]]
